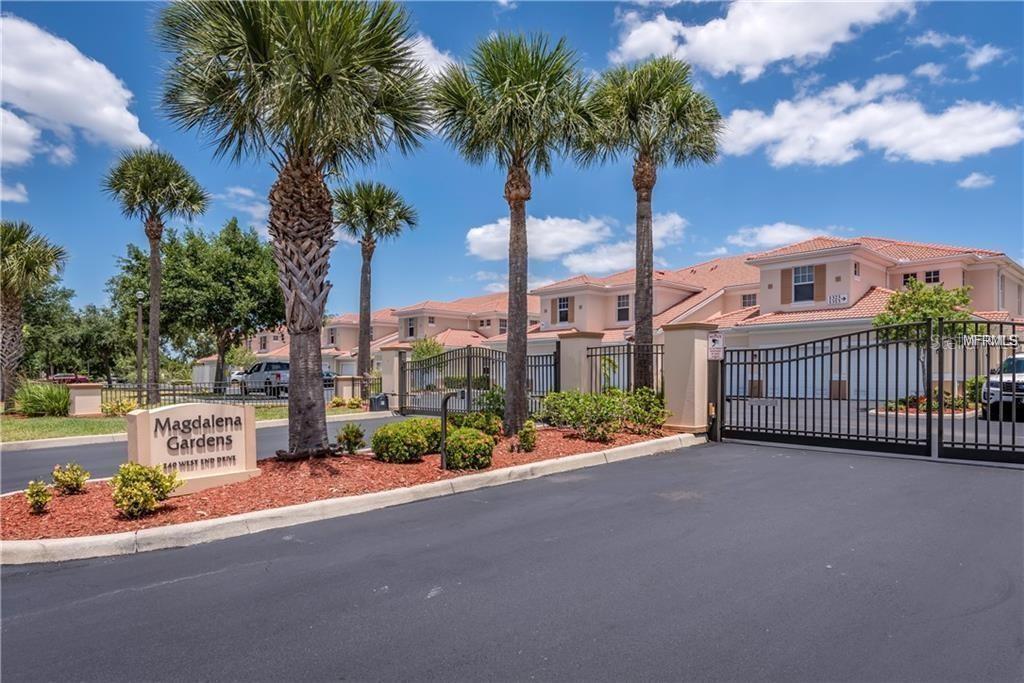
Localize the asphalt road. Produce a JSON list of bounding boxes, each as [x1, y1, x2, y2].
[[3, 443, 1022, 681], [0, 414, 405, 493]]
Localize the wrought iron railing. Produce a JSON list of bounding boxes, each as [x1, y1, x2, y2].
[[587, 343, 664, 394]]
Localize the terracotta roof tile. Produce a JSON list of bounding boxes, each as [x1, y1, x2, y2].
[[736, 287, 895, 327], [430, 328, 488, 347], [396, 292, 540, 316], [652, 254, 762, 328], [750, 235, 1004, 262], [703, 305, 760, 329], [325, 308, 398, 326]]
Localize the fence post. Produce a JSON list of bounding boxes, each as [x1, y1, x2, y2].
[[662, 322, 718, 433], [556, 331, 604, 393], [933, 318, 941, 458], [553, 340, 561, 392], [465, 345, 473, 412]]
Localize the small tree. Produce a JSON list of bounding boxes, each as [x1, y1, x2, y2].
[[225, 345, 257, 373], [873, 279, 974, 389], [411, 338, 445, 361]]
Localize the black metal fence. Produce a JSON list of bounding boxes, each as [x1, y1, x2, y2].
[[399, 345, 559, 415], [101, 380, 339, 407], [333, 375, 383, 400], [587, 344, 664, 394]]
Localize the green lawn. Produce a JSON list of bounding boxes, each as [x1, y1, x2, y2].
[[0, 406, 361, 443]]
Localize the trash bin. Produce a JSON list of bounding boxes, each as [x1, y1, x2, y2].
[[370, 393, 389, 412]]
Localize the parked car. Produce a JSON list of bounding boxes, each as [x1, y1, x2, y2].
[[982, 353, 1024, 420], [48, 373, 90, 384], [229, 369, 247, 383], [241, 361, 290, 397]]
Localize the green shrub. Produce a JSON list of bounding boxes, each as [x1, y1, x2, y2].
[[964, 376, 985, 404], [371, 421, 428, 463], [336, 423, 365, 454], [445, 427, 494, 470], [406, 418, 442, 453], [450, 411, 502, 437], [346, 397, 363, 409], [624, 387, 668, 434], [101, 397, 138, 417], [538, 391, 585, 428], [516, 419, 537, 452], [443, 375, 492, 390], [51, 462, 90, 494], [111, 463, 182, 518], [14, 382, 70, 417], [538, 390, 623, 442], [328, 396, 347, 409], [478, 387, 505, 417], [26, 480, 52, 514]]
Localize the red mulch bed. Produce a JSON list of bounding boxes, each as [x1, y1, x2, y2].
[[1, 428, 657, 540]]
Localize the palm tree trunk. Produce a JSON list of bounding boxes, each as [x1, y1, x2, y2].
[[357, 239, 374, 399], [145, 219, 163, 405], [0, 294, 24, 412], [632, 154, 657, 390], [504, 163, 531, 433], [268, 154, 333, 458]]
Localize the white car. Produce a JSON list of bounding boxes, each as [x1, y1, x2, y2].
[[981, 353, 1024, 420], [241, 361, 290, 397], [229, 370, 247, 383]]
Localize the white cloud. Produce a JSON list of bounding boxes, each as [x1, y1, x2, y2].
[[697, 246, 728, 257], [910, 30, 1006, 71], [965, 44, 1005, 70], [910, 30, 967, 49], [956, 172, 995, 190], [0, 108, 39, 166], [0, 15, 150, 162], [466, 215, 612, 261], [475, 271, 556, 293], [562, 213, 688, 274], [410, 34, 455, 77], [609, 2, 912, 81], [216, 186, 269, 229], [911, 62, 945, 83], [726, 222, 838, 249], [0, 181, 29, 203], [47, 144, 75, 166], [723, 74, 1024, 166]]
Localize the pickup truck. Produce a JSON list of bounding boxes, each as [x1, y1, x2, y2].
[[982, 353, 1024, 420], [241, 361, 290, 397]]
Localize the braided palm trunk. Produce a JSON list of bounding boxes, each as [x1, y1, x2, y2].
[[1, 295, 24, 411], [503, 163, 531, 434], [632, 154, 656, 390], [145, 216, 164, 405], [268, 156, 334, 456]]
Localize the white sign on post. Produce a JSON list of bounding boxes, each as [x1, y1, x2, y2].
[[708, 332, 725, 360]]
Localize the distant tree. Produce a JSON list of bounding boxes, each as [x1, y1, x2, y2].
[[226, 345, 258, 373], [76, 305, 127, 383], [432, 33, 589, 432], [873, 278, 975, 381], [410, 337, 445, 361], [0, 221, 68, 410], [578, 57, 721, 389], [109, 220, 284, 384], [103, 149, 209, 402], [334, 182, 417, 395], [22, 282, 78, 378]]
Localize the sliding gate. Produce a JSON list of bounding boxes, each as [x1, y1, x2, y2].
[[720, 320, 1023, 464]]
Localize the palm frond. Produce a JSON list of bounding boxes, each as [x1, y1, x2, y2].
[[332, 181, 417, 246], [102, 149, 210, 222], [0, 221, 68, 296]]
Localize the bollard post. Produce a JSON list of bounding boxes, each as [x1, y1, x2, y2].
[[439, 391, 457, 470]]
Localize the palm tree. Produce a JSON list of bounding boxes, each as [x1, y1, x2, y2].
[[432, 33, 589, 432], [0, 221, 68, 411], [333, 182, 417, 398], [579, 57, 721, 388], [159, 1, 429, 458], [104, 149, 209, 404]]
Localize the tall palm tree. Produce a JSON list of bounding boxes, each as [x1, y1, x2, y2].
[[333, 182, 417, 397], [103, 149, 209, 404], [159, 1, 429, 458], [432, 33, 589, 432], [579, 57, 721, 388], [0, 221, 68, 411]]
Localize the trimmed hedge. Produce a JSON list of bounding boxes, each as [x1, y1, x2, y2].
[[51, 462, 90, 494], [111, 463, 182, 519], [371, 421, 429, 463], [450, 411, 502, 437], [406, 418, 442, 453], [445, 427, 494, 470]]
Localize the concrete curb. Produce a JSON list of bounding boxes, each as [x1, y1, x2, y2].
[[0, 411, 396, 453], [1, 433, 704, 565]]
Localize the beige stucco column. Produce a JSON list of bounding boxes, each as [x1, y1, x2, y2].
[[663, 322, 718, 433], [378, 346, 404, 401], [68, 383, 103, 417], [557, 331, 604, 393]]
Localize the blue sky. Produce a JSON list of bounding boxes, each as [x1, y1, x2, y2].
[[2, 1, 1022, 314]]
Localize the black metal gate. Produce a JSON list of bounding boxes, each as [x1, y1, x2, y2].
[[399, 345, 559, 416], [719, 320, 1023, 464]]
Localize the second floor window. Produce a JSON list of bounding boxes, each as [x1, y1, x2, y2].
[[259, 336, 267, 351], [903, 273, 916, 287], [406, 318, 415, 338], [925, 270, 940, 284], [853, 261, 860, 277], [428, 316, 435, 325], [499, 319, 507, 334], [742, 293, 757, 308], [557, 297, 570, 323], [998, 275, 1006, 308], [328, 328, 335, 345], [793, 265, 815, 303], [616, 294, 630, 322]]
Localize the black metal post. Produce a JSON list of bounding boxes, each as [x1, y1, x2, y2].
[[926, 318, 935, 457], [439, 391, 457, 470], [464, 345, 473, 412], [398, 351, 407, 415], [553, 341, 561, 392], [934, 318, 942, 458]]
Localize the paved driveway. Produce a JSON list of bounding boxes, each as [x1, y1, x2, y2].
[[3, 443, 1022, 681]]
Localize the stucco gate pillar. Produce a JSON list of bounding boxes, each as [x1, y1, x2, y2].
[[378, 346, 405, 408], [557, 331, 604, 393], [662, 322, 718, 434]]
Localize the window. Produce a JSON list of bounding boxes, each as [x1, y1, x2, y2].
[[853, 261, 860, 278], [328, 328, 336, 345], [557, 297, 570, 323], [369, 328, 374, 341], [742, 293, 757, 308], [793, 265, 815, 303], [998, 274, 1006, 308], [405, 318, 415, 338], [925, 270, 940, 284], [428, 316, 435, 325], [248, 363, 262, 374], [499, 318, 507, 334], [259, 336, 267, 351], [902, 273, 916, 287], [616, 294, 630, 322], [479, 319, 491, 328]]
